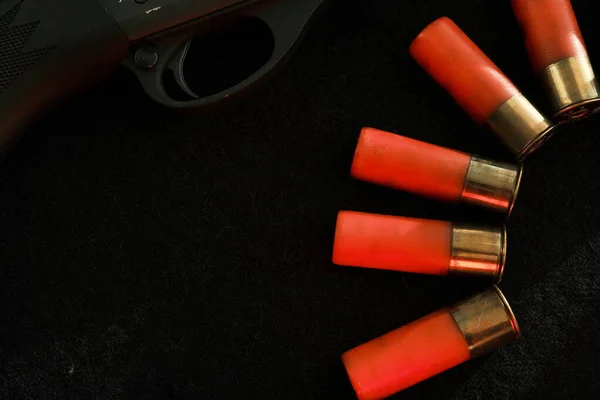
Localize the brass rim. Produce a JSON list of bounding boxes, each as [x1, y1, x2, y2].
[[492, 285, 521, 339], [497, 225, 507, 283], [553, 97, 600, 124], [507, 164, 524, 217], [517, 125, 557, 161]]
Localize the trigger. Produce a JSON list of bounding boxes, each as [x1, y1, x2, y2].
[[167, 40, 199, 99]]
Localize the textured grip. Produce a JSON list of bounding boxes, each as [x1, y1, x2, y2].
[[0, 2, 56, 94], [0, 0, 130, 156]]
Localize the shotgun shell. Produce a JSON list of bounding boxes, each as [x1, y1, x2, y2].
[[332, 211, 507, 281], [512, 0, 600, 122], [342, 286, 520, 400], [409, 17, 555, 160], [352, 127, 523, 214]]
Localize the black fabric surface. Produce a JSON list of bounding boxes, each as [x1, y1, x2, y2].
[[2, 1, 600, 399]]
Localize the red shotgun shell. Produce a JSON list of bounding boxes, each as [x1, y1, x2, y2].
[[333, 211, 506, 280], [512, 0, 600, 121], [410, 17, 555, 160], [342, 286, 520, 400], [352, 127, 523, 213]]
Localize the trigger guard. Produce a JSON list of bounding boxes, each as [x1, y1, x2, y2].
[[122, 32, 196, 107], [167, 40, 199, 99], [122, 0, 328, 109]]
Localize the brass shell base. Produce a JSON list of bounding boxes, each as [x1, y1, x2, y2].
[[450, 285, 520, 358], [449, 225, 506, 282], [486, 93, 556, 160], [543, 56, 600, 123], [461, 157, 523, 215]]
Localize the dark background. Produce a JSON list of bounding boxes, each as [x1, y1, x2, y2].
[[2, 0, 600, 399]]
